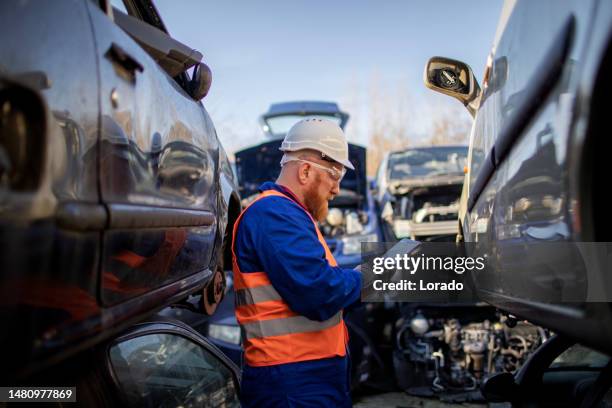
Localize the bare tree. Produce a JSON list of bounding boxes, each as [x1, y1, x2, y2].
[[425, 104, 471, 146], [365, 73, 413, 176], [208, 107, 261, 161]]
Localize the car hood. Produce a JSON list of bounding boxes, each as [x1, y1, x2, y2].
[[388, 173, 465, 195], [235, 139, 366, 200]]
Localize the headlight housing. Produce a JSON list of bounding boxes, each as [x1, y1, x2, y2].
[[341, 233, 378, 255], [207, 323, 241, 345]]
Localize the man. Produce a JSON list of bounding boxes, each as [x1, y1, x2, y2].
[[232, 118, 362, 407]]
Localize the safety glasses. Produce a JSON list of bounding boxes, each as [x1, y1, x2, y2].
[[291, 159, 346, 182]]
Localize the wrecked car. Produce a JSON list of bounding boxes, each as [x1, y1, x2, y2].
[[374, 146, 549, 399], [375, 146, 468, 242], [0, 0, 242, 403], [423, 0, 612, 406]]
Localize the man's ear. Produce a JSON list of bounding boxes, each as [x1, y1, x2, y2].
[[298, 162, 310, 185]]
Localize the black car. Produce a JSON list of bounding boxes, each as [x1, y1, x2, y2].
[[0, 0, 242, 400], [425, 0, 612, 405]]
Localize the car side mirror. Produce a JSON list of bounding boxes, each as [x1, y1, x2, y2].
[[480, 372, 518, 402], [189, 62, 212, 101], [423, 56, 481, 117]]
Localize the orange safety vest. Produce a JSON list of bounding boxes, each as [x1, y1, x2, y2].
[[231, 189, 348, 366]]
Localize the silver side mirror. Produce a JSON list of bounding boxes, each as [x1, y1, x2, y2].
[[424, 56, 481, 117]]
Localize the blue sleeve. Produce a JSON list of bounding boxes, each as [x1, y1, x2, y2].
[[238, 197, 362, 321]]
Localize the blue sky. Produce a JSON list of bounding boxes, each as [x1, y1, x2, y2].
[[155, 0, 503, 153]]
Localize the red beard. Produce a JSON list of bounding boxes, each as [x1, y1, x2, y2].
[[303, 173, 329, 222]]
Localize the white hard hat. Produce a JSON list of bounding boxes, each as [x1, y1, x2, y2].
[[280, 118, 354, 170]]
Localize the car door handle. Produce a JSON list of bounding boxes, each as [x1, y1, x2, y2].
[[105, 43, 144, 76]]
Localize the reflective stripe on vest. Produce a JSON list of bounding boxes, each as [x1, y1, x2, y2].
[[235, 284, 282, 307], [231, 189, 348, 366], [243, 313, 343, 340]]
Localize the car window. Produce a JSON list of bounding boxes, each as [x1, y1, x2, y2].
[[388, 147, 467, 180], [264, 114, 344, 136], [550, 344, 610, 369], [109, 333, 239, 407]]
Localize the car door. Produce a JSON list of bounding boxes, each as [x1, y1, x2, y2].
[[106, 320, 240, 407], [85, 0, 220, 306], [464, 0, 593, 286], [463, 0, 612, 355], [466, 0, 595, 245], [0, 0, 102, 376]]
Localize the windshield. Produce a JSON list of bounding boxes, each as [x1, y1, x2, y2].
[[264, 114, 344, 136], [388, 146, 468, 180]]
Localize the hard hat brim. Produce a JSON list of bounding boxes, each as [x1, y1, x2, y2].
[[338, 158, 355, 170]]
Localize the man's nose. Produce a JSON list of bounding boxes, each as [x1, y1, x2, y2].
[[330, 181, 340, 195]]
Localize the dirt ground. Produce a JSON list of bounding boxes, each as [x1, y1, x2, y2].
[[353, 392, 510, 408]]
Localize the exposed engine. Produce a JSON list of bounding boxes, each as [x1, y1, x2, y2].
[[391, 184, 463, 219], [319, 207, 369, 238], [393, 308, 545, 400], [382, 182, 463, 241]]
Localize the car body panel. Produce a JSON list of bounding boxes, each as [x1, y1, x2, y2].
[[0, 0, 240, 379], [87, 3, 220, 305], [0, 0, 103, 379], [456, 0, 612, 354]]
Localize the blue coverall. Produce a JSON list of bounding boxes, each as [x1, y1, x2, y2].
[[235, 182, 363, 407]]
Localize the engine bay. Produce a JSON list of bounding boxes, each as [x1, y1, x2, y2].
[[393, 305, 545, 401], [382, 182, 463, 241], [320, 206, 370, 238]]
